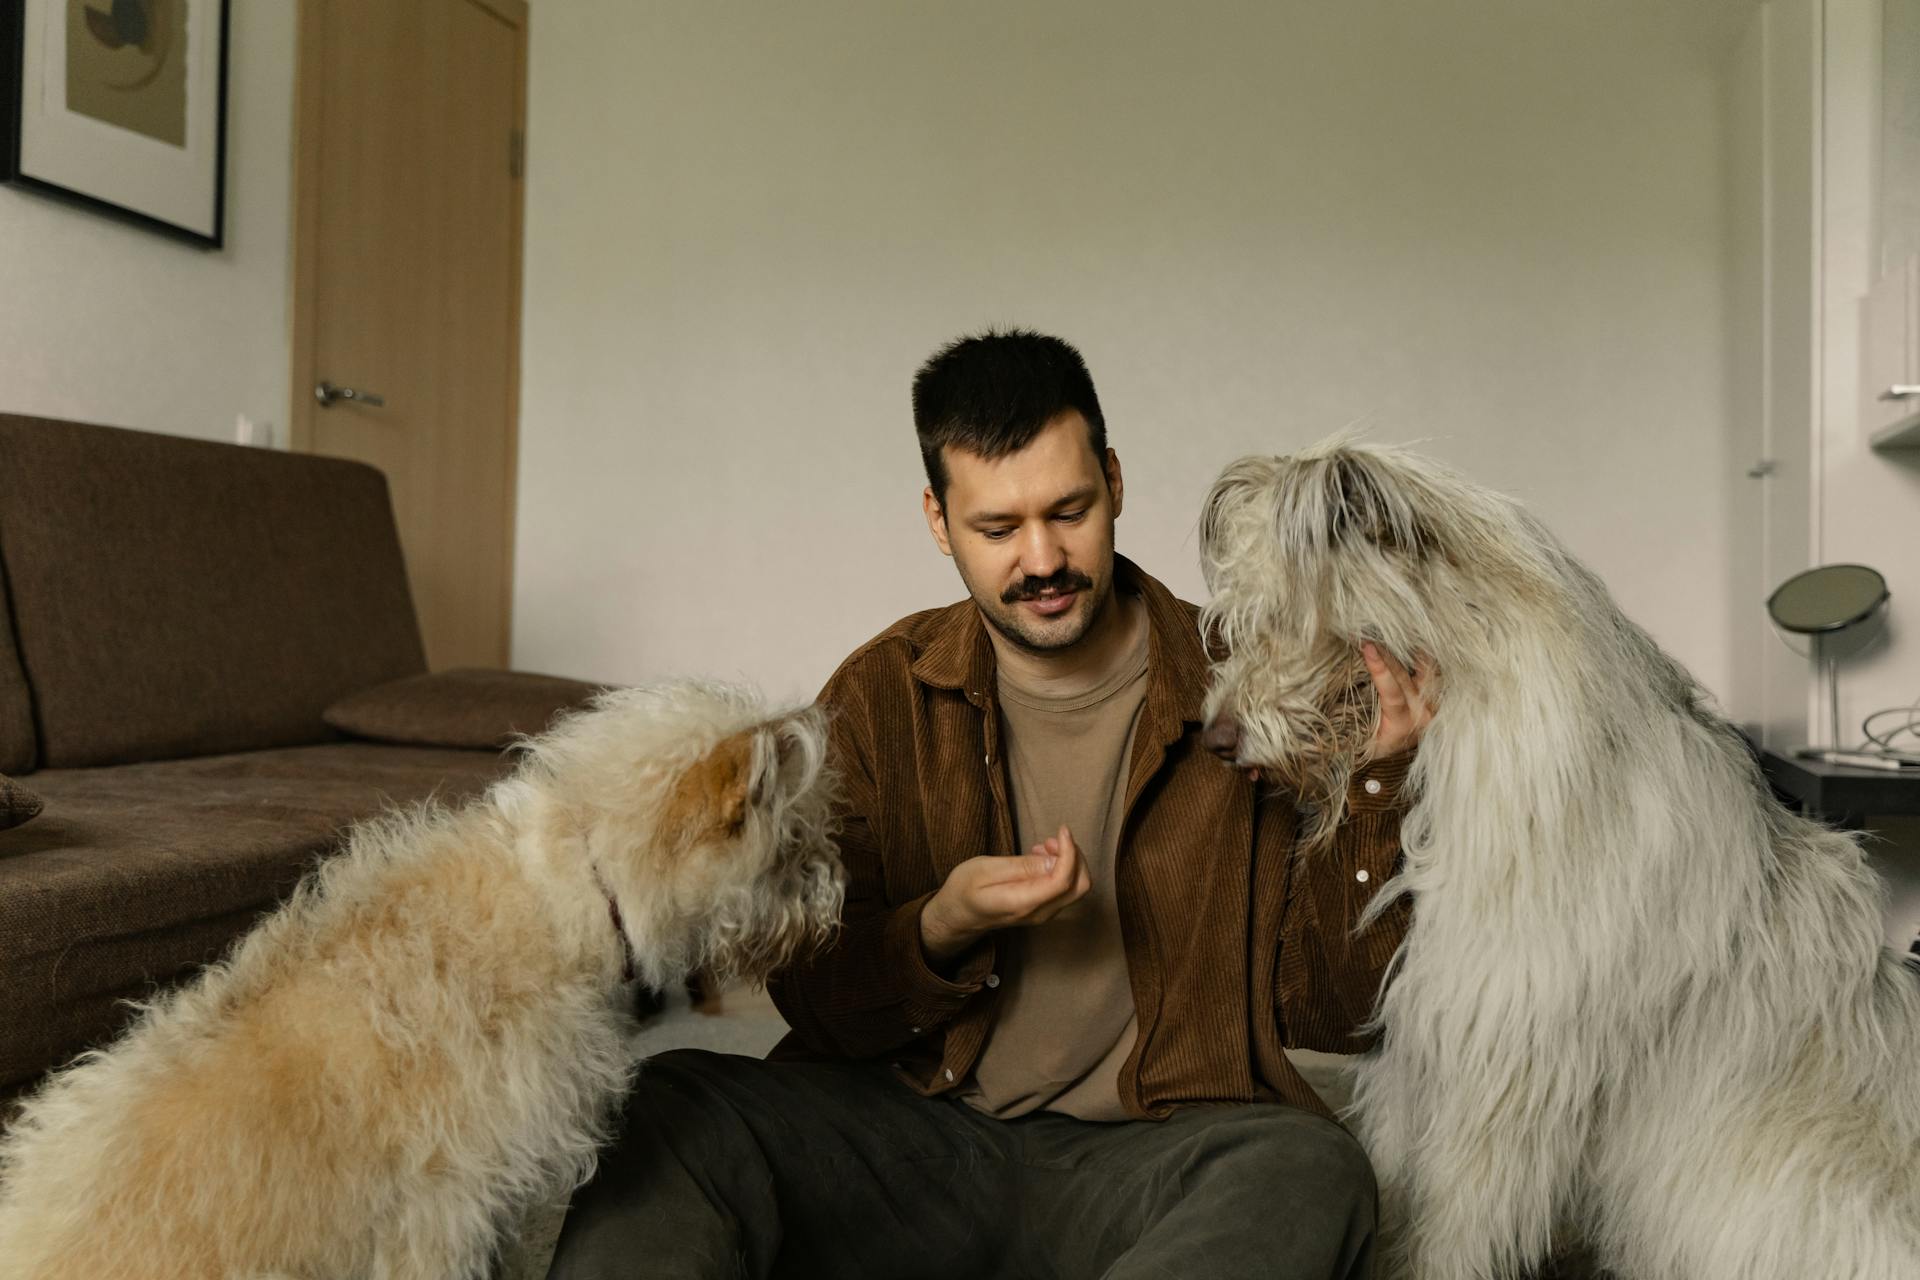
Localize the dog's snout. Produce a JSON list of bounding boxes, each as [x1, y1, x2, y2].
[[1201, 714, 1241, 761]]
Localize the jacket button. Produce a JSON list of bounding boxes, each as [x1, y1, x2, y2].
[[1356, 869, 1370, 883], [985, 974, 1000, 988], [943, 1067, 955, 1082], [910, 1026, 923, 1035], [1364, 778, 1383, 795]]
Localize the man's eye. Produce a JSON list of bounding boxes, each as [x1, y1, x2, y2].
[[982, 528, 1013, 541], [1055, 510, 1086, 524]]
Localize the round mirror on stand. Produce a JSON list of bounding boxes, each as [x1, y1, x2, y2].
[[1765, 563, 1892, 766]]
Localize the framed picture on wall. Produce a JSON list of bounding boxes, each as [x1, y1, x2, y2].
[[0, 0, 230, 247]]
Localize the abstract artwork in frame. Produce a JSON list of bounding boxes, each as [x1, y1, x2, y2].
[[0, 0, 230, 246]]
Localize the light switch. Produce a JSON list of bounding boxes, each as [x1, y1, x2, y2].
[[234, 415, 276, 448]]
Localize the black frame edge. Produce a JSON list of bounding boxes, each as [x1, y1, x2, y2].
[[0, 0, 231, 250]]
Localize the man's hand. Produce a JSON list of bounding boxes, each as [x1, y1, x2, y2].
[[1362, 641, 1436, 758], [920, 824, 1092, 966]]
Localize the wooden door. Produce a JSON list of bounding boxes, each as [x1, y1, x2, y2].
[[290, 0, 526, 670]]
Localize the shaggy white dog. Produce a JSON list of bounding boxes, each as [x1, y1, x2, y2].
[[0, 681, 844, 1280], [1198, 440, 1920, 1280]]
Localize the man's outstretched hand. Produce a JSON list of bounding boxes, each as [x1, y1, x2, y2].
[[920, 825, 1092, 966], [1363, 641, 1436, 759]]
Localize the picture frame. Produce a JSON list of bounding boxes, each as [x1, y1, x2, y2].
[[0, 0, 230, 247]]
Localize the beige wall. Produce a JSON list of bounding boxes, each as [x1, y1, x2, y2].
[[1816, 0, 1920, 947], [0, 1, 295, 444], [1818, 0, 1912, 755], [1726, 0, 1822, 748], [514, 0, 1744, 707], [1728, 0, 1920, 753], [1823, 0, 1920, 752], [1727, 0, 1920, 946], [1724, 9, 1771, 731]]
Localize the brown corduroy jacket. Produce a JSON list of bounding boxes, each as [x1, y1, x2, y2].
[[768, 557, 1412, 1120]]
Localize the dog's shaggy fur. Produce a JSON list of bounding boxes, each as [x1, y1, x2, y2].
[[1199, 440, 1920, 1280], [0, 681, 844, 1280]]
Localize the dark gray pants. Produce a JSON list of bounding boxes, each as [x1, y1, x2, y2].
[[545, 1050, 1377, 1280]]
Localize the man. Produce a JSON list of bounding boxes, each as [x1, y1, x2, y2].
[[548, 330, 1428, 1279]]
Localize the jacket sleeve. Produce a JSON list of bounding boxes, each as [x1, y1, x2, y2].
[[767, 664, 995, 1060], [1274, 750, 1415, 1054]]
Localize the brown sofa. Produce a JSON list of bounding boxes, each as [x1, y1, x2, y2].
[[0, 414, 588, 1101]]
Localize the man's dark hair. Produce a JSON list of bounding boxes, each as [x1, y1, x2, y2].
[[911, 329, 1107, 506]]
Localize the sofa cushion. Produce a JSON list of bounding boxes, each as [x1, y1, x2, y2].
[[0, 743, 511, 1093], [0, 415, 429, 768], [324, 668, 604, 749], [0, 773, 41, 830]]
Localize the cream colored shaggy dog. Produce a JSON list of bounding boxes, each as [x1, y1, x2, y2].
[[1198, 440, 1920, 1280], [0, 681, 844, 1280]]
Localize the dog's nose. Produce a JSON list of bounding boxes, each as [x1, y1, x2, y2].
[[1201, 714, 1241, 760]]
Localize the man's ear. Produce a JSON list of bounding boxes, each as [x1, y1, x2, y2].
[[924, 486, 954, 557], [1104, 448, 1124, 520]]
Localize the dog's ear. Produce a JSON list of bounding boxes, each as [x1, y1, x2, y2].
[[664, 731, 754, 847]]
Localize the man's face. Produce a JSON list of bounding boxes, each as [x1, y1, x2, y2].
[[924, 411, 1123, 654]]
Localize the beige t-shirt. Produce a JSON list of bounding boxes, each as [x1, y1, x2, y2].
[[959, 598, 1150, 1121]]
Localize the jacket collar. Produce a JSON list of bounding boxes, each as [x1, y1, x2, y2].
[[908, 555, 1210, 725]]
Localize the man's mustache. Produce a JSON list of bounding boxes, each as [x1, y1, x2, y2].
[[1002, 570, 1094, 605]]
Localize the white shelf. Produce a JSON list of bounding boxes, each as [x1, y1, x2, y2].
[[1861, 257, 1920, 448], [1871, 414, 1920, 451]]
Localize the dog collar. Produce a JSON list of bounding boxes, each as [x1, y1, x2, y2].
[[590, 863, 637, 984], [606, 897, 635, 984]]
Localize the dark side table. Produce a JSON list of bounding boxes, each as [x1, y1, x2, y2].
[[1756, 747, 1920, 829]]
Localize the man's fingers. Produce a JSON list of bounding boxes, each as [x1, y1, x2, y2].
[[1365, 641, 1433, 718], [1029, 830, 1089, 907], [1363, 642, 1409, 712], [1408, 650, 1436, 700], [1047, 827, 1080, 875], [1027, 869, 1094, 925], [1360, 642, 1438, 757], [1014, 840, 1079, 887], [1380, 644, 1416, 690], [1390, 649, 1433, 723], [1028, 833, 1073, 871], [975, 826, 1090, 926]]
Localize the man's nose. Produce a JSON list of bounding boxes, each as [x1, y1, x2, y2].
[[1201, 714, 1241, 760], [1018, 525, 1066, 578]]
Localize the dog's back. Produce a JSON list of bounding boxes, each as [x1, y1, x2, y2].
[[0, 801, 631, 1280]]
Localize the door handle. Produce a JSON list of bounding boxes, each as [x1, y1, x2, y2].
[[315, 381, 386, 408]]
